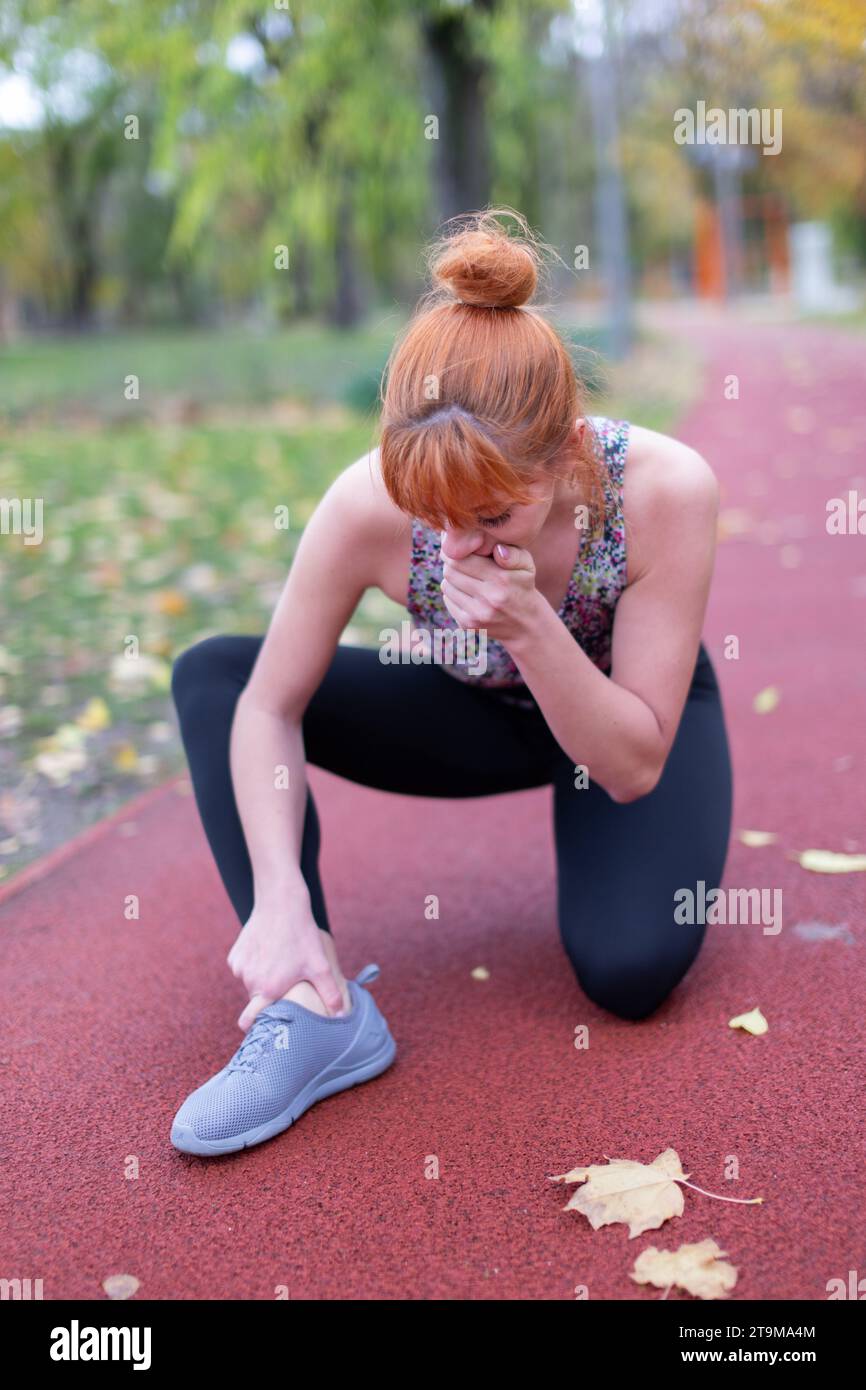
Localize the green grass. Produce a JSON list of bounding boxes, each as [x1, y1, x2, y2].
[[0, 319, 401, 422]]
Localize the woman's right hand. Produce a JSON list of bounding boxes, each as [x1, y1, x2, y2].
[[227, 899, 348, 1031]]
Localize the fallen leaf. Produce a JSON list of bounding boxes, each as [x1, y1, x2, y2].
[[112, 742, 139, 773], [549, 1148, 688, 1238], [76, 696, 111, 733], [33, 747, 87, 786], [631, 1239, 737, 1300], [753, 687, 780, 714], [793, 849, 866, 874], [738, 830, 777, 848], [550, 1149, 762, 1236], [154, 589, 189, 617], [102, 1274, 140, 1300], [42, 723, 86, 751], [108, 653, 171, 697], [793, 921, 855, 944], [729, 1007, 768, 1035]]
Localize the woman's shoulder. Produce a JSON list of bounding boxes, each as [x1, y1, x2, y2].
[[618, 423, 720, 583], [623, 423, 718, 505], [320, 446, 412, 538], [306, 447, 413, 599]]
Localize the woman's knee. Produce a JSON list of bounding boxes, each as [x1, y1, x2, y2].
[[564, 936, 703, 1021], [171, 634, 249, 716]]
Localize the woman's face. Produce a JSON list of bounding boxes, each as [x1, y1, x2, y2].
[[441, 420, 585, 561]]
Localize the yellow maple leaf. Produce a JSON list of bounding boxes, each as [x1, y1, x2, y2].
[[631, 1239, 737, 1300], [549, 1148, 689, 1238], [729, 1007, 768, 1035], [550, 1149, 762, 1237]]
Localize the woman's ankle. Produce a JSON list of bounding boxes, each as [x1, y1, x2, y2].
[[282, 931, 351, 1017]]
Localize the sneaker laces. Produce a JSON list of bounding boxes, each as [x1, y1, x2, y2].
[[229, 1014, 295, 1073]]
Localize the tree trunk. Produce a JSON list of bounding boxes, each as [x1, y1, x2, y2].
[[329, 173, 364, 328], [292, 237, 313, 317], [67, 209, 98, 330], [422, 1, 495, 225]]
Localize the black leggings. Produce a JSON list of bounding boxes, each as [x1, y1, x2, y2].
[[172, 637, 733, 1021]]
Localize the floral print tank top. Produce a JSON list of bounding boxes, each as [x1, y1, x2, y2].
[[405, 415, 629, 707]]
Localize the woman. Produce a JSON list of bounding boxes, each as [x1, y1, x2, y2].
[[170, 210, 732, 1157]]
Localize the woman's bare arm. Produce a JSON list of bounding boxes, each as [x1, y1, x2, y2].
[[506, 428, 720, 800], [438, 426, 720, 802], [226, 453, 397, 1023]]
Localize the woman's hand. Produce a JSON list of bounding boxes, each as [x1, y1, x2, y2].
[[227, 899, 348, 1030], [440, 539, 542, 645]]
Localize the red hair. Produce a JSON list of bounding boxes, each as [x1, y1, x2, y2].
[[379, 208, 605, 532]]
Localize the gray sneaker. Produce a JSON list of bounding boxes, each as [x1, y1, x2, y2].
[[171, 963, 396, 1156]]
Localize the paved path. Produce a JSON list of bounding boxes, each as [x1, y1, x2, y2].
[[2, 315, 865, 1299]]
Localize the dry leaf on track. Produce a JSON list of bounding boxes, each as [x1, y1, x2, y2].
[[753, 686, 780, 714], [738, 830, 777, 848], [729, 1007, 768, 1035], [792, 849, 866, 874], [631, 1238, 737, 1300], [102, 1273, 140, 1300], [550, 1148, 762, 1237], [549, 1148, 689, 1238]]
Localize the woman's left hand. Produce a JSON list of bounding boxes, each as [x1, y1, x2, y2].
[[440, 538, 541, 645]]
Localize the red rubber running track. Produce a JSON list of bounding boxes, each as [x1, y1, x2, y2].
[[2, 312, 865, 1300]]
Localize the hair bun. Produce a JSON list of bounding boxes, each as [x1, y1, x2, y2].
[[430, 208, 539, 309]]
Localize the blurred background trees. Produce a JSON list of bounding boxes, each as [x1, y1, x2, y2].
[[1, 0, 862, 339]]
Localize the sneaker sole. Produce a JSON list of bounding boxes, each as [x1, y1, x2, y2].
[[170, 1029, 397, 1157]]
